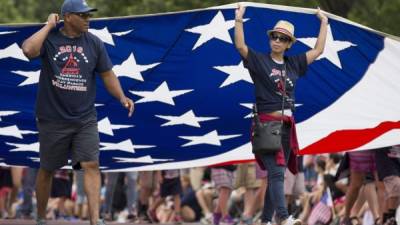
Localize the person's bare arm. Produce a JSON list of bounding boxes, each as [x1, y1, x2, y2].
[[234, 3, 248, 59], [306, 8, 328, 64], [22, 13, 59, 59], [100, 70, 134, 117]]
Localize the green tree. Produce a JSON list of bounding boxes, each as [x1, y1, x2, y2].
[[348, 0, 400, 36]]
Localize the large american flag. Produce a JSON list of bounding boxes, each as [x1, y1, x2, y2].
[[0, 3, 399, 171]]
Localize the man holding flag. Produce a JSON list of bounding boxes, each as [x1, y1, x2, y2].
[[21, 0, 134, 225]]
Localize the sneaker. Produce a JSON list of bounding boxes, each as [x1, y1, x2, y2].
[[220, 215, 235, 225], [259, 223, 272, 225], [213, 213, 222, 225], [103, 213, 113, 221], [201, 213, 213, 225], [281, 215, 302, 225], [240, 216, 253, 225], [253, 220, 272, 225], [36, 219, 47, 225], [127, 213, 137, 222], [147, 209, 159, 223], [96, 219, 107, 225], [340, 217, 353, 225]]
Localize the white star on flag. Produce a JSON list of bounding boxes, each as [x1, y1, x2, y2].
[[214, 61, 253, 87], [6, 142, 39, 152], [89, 27, 115, 46], [29, 157, 40, 162], [0, 31, 17, 35], [185, 11, 249, 50], [0, 43, 29, 61], [0, 111, 19, 121], [130, 81, 193, 105], [155, 110, 218, 127], [112, 29, 134, 36], [0, 125, 37, 139], [297, 25, 356, 69], [20, 130, 37, 135], [179, 130, 241, 147], [100, 139, 155, 153], [294, 103, 303, 108], [11, 70, 40, 86], [113, 155, 173, 164], [98, 117, 134, 136], [240, 103, 253, 118], [113, 53, 160, 81]]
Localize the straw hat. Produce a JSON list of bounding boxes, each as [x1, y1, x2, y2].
[[267, 20, 296, 43]]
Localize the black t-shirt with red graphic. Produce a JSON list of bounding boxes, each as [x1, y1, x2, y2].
[[36, 29, 113, 121], [243, 48, 307, 113]]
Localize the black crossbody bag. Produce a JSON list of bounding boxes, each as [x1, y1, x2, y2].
[[251, 62, 287, 154]]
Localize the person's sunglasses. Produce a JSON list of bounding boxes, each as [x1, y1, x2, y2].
[[269, 33, 291, 43], [71, 12, 93, 19]]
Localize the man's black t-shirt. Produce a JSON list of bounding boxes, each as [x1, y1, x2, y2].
[[36, 29, 113, 121]]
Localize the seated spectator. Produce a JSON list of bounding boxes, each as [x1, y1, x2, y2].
[[376, 146, 400, 225], [148, 169, 182, 224], [197, 182, 216, 224], [180, 175, 203, 222]]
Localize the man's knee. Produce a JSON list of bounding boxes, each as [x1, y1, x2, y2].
[[38, 168, 54, 177], [35, 168, 54, 190]]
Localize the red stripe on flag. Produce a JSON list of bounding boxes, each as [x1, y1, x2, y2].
[[300, 121, 400, 155]]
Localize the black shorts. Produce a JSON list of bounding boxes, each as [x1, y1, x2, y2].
[[160, 177, 182, 198], [36, 115, 99, 171]]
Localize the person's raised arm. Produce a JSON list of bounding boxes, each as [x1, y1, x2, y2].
[[234, 3, 248, 59], [22, 13, 59, 59], [306, 8, 328, 65], [100, 70, 134, 117]]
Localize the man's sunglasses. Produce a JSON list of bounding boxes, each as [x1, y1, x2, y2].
[[269, 33, 291, 43], [71, 12, 93, 19]]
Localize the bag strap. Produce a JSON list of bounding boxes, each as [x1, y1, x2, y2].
[[252, 59, 287, 126], [252, 104, 261, 124], [280, 62, 287, 119]]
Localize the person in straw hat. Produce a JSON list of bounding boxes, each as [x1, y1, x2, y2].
[[234, 3, 328, 225]]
